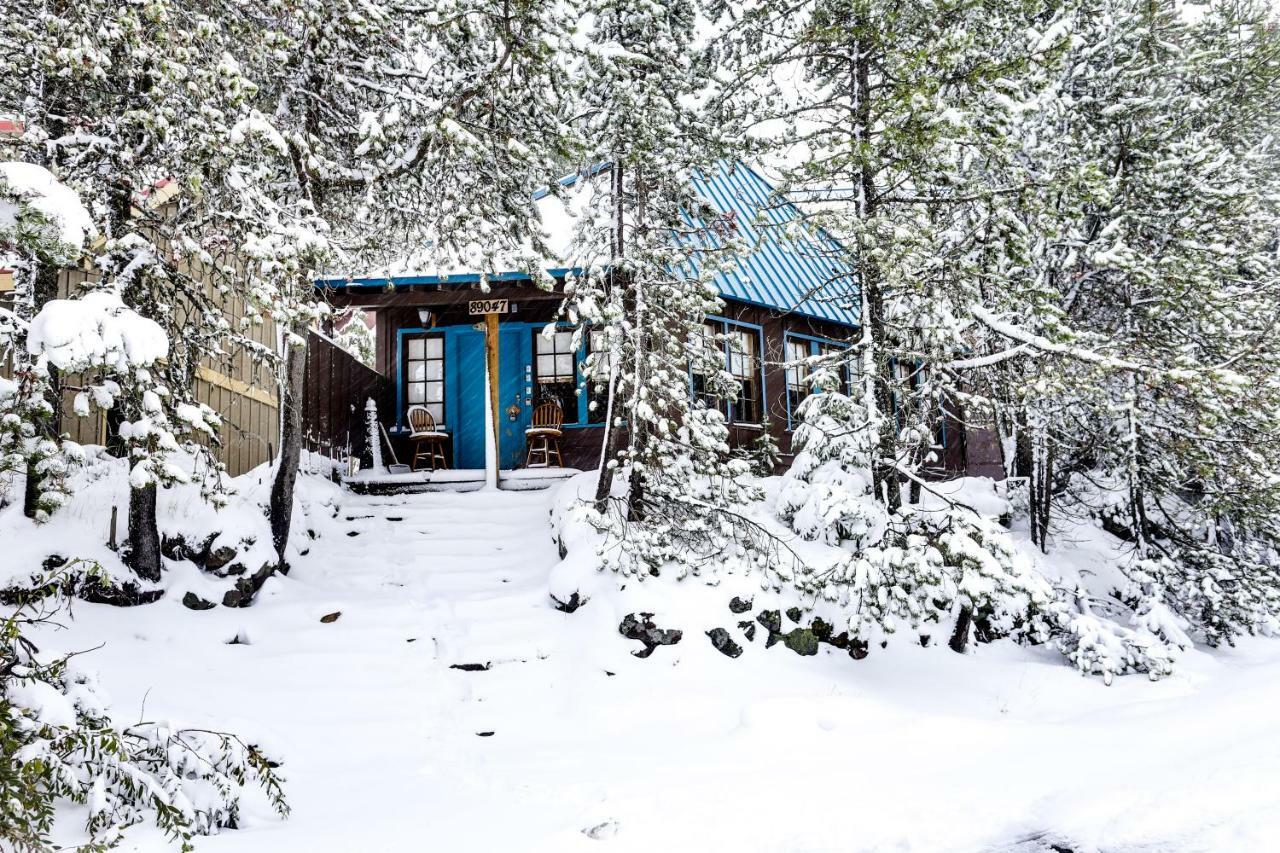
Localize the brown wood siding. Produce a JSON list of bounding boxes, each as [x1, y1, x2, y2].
[[334, 281, 985, 478]]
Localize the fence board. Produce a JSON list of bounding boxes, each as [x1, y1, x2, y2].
[[302, 331, 392, 466]]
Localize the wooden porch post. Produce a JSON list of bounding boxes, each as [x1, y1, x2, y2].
[[484, 312, 501, 456]]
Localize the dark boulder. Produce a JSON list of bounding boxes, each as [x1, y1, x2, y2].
[[182, 592, 217, 611], [728, 595, 753, 614], [782, 628, 819, 656], [619, 612, 683, 658], [706, 627, 743, 658]]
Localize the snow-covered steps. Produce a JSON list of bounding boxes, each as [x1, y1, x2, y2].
[[305, 486, 564, 669], [342, 466, 581, 495]]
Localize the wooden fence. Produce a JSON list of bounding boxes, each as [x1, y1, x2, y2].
[[302, 330, 392, 466]]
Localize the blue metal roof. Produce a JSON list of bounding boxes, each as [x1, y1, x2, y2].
[[318, 161, 859, 328], [683, 162, 858, 327]]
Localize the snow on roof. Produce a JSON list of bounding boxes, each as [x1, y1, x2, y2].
[[320, 162, 859, 327], [685, 162, 858, 326]]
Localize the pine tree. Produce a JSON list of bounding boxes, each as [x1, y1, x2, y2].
[[983, 0, 1280, 645], [1, 0, 254, 580], [0, 163, 95, 519], [712, 0, 1071, 647], [710, 0, 1067, 513], [557, 0, 764, 578], [211, 0, 575, 577]]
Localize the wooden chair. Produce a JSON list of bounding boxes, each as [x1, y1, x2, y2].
[[406, 406, 450, 471], [525, 401, 564, 468]]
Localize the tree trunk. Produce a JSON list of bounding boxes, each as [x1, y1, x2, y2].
[[269, 320, 309, 566], [127, 481, 162, 582], [593, 368, 625, 513], [23, 263, 64, 519], [949, 604, 973, 653], [595, 164, 628, 512], [864, 268, 902, 512]]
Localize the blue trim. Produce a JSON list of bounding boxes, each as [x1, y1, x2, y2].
[[530, 162, 612, 200], [318, 268, 578, 289], [706, 314, 767, 426], [395, 327, 431, 430], [782, 332, 855, 430]]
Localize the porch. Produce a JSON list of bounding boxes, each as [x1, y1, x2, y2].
[[342, 465, 581, 495], [302, 276, 609, 492]]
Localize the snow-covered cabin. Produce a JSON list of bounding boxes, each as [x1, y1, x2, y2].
[[315, 163, 1002, 479]]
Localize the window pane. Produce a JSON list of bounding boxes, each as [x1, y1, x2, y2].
[[555, 354, 573, 377], [537, 354, 554, 377], [409, 362, 426, 382], [426, 361, 443, 381], [536, 334, 554, 355], [427, 403, 444, 424], [426, 382, 443, 403], [425, 337, 443, 358], [407, 383, 425, 403], [408, 338, 425, 359]]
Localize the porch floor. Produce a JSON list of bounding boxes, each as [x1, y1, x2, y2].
[[343, 466, 581, 495]]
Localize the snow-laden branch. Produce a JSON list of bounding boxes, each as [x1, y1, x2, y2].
[[970, 305, 1146, 372]]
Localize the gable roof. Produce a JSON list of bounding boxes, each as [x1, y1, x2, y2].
[[683, 161, 858, 327], [318, 161, 859, 328]]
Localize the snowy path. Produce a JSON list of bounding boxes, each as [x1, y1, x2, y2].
[[38, 481, 1280, 853]]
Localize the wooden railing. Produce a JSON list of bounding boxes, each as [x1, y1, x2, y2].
[[302, 330, 392, 466]]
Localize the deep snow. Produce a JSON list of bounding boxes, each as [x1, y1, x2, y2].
[[12, 467, 1280, 853]]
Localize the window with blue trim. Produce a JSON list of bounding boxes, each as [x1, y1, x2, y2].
[[404, 334, 445, 425], [785, 334, 852, 428], [694, 319, 764, 425], [534, 329, 581, 425]]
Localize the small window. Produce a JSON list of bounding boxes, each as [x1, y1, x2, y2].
[[785, 338, 811, 416], [534, 329, 580, 425], [727, 327, 762, 424], [585, 330, 611, 424], [690, 321, 722, 411], [405, 334, 445, 425]]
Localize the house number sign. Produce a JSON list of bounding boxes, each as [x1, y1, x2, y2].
[[468, 299, 511, 315]]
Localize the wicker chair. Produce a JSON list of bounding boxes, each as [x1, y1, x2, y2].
[[406, 405, 449, 471], [525, 401, 564, 468]]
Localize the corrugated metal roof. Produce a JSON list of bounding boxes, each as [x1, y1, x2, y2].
[[684, 162, 858, 327], [318, 161, 859, 327]]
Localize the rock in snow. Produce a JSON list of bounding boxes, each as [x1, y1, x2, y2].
[[618, 612, 683, 658]]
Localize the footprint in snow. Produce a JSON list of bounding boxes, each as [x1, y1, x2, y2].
[[582, 820, 619, 840]]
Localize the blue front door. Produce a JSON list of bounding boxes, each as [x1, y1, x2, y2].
[[443, 323, 533, 470], [451, 328, 487, 468], [497, 325, 533, 468]]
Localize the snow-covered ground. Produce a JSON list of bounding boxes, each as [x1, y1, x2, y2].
[[15, 469, 1280, 852]]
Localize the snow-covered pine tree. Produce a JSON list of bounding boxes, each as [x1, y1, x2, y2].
[[211, 0, 575, 575], [1, 1, 252, 580], [0, 163, 95, 519], [981, 0, 1280, 646], [709, 0, 1069, 515], [556, 0, 764, 579], [1, 562, 288, 849], [711, 0, 1072, 647], [332, 309, 375, 368]]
